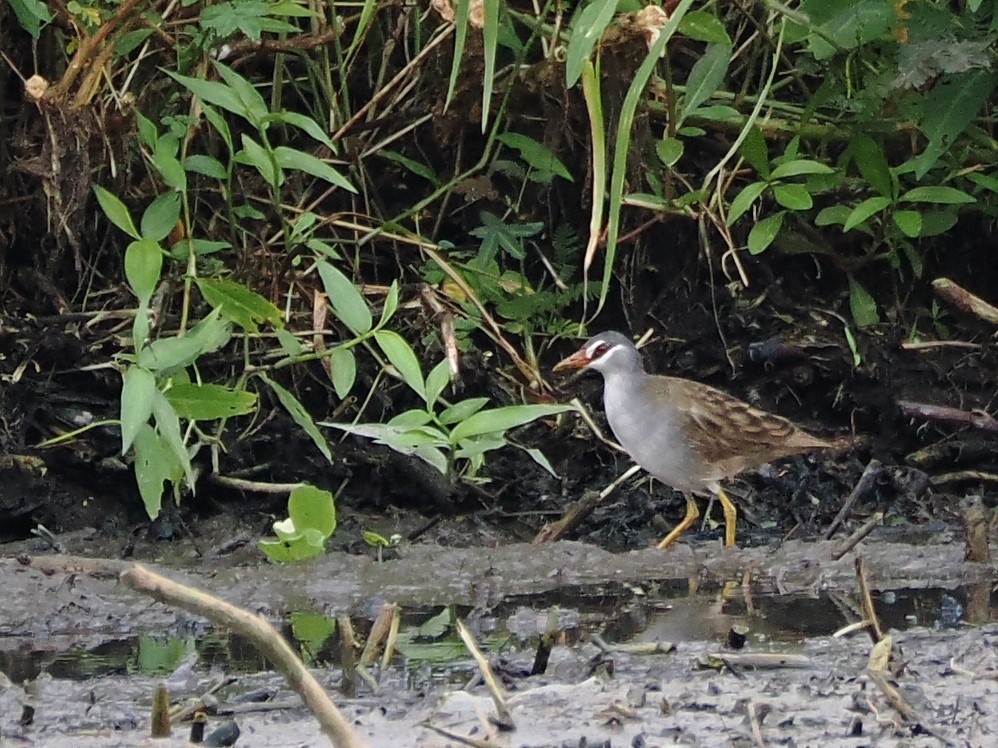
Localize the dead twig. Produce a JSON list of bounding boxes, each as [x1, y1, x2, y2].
[[120, 564, 368, 748], [897, 400, 998, 433], [854, 556, 883, 644], [824, 459, 883, 540], [831, 511, 884, 560], [533, 463, 641, 543], [931, 277, 998, 326], [456, 620, 514, 729]]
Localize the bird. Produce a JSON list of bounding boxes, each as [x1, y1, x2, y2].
[[553, 331, 842, 548]]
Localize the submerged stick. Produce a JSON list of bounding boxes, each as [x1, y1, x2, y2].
[[455, 619, 514, 729], [120, 564, 368, 748]]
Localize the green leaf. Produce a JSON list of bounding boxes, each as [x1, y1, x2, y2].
[[165, 384, 257, 420], [317, 261, 372, 334], [439, 397, 490, 425], [480, 0, 499, 131], [328, 347, 356, 399], [388, 409, 434, 429], [424, 359, 451, 409], [277, 110, 337, 152], [772, 183, 812, 210], [151, 389, 195, 489], [450, 403, 573, 443], [375, 330, 425, 399], [195, 277, 283, 333], [815, 205, 852, 227], [378, 281, 400, 328], [153, 148, 186, 192], [166, 70, 250, 122], [892, 210, 922, 238], [135, 112, 158, 150], [899, 186, 976, 205], [566, 0, 621, 88], [273, 146, 356, 192], [8, 0, 52, 38], [849, 134, 892, 198], [769, 160, 835, 180], [848, 277, 879, 328], [236, 134, 282, 189], [677, 10, 730, 43], [184, 154, 228, 180], [120, 366, 156, 453], [288, 484, 336, 537], [498, 133, 573, 182], [94, 185, 139, 239], [739, 127, 769, 178], [843, 196, 892, 231], [133, 423, 181, 520], [918, 209, 958, 237], [140, 193, 181, 242], [656, 137, 684, 167], [138, 310, 231, 372], [124, 237, 163, 305], [727, 181, 767, 225], [680, 43, 732, 123], [262, 375, 332, 462], [747, 211, 785, 255], [213, 60, 269, 125]]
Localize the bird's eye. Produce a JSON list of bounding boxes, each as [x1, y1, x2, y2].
[[592, 343, 610, 358]]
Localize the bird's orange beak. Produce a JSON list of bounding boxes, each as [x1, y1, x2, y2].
[[552, 347, 590, 373]]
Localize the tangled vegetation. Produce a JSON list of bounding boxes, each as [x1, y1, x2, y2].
[[0, 0, 995, 533]]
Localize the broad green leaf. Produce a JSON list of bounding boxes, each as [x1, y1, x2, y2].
[[133, 423, 181, 520], [815, 204, 852, 226], [565, 0, 621, 88], [378, 150, 439, 185], [455, 435, 508, 461], [739, 127, 769, 178], [166, 70, 249, 121], [520, 446, 559, 477], [375, 330, 425, 399], [213, 60, 269, 125], [444, 0, 471, 112], [388, 409, 434, 429], [800, 0, 893, 60], [498, 133, 573, 182], [843, 196, 892, 231], [438, 397, 490, 425], [196, 277, 283, 332], [151, 389, 195, 488], [677, 10, 730, 44], [912, 70, 998, 179], [689, 104, 739, 121], [892, 210, 922, 238], [277, 110, 337, 152], [424, 359, 451, 408], [94, 185, 139, 239], [414, 445, 448, 474], [378, 281, 400, 328], [288, 484, 336, 537], [236, 134, 281, 189], [262, 375, 332, 462], [680, 43, 732, 123], [328, 347, 356, 399], [124, 237, 163, 304], [9, 0, 52, 38], [747, 211, 785, 255], [140, 192, 181, 242], [317, 260, 372, 334], [656, 137, 684, 167], [184, 154, 228, 180], [848, 277, 879, 328], [138, 309, 231, 371], [276, 328, 304, 357], [899, 186, 976, 205], [772, 184, 812, 210], [966, 171, 998, 194], [120, 365, 156, 453], [727, 181, 767, 225], [135, 112, 158, 150], [450, 403, 573, 443], [165, 383, 257, 420], [259, 527, 327, 562], [153, 147, 186, 192], [849, 134, 892, 198], [273, 146, 356, 192], [918, 209, 959, 237], [770, 160, 835, 180]]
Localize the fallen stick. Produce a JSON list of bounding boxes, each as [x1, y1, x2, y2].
[[831, 511, 884, 560], [897, 400, 998, 433], [120, 564, 368, 748], [534, 463, 641, 543], [931, 278, 998, 326], [456, 619, 514, 729], [824, 460, 883, 540]]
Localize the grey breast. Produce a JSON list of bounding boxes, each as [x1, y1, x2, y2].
[[602, 372, 705, 493]]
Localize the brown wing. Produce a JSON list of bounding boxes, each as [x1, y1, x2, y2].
[[652, 376, 832, 478]]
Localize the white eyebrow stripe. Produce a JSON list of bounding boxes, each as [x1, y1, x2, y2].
[[587, 341, 624, 360], [585, 339, 607, 357]]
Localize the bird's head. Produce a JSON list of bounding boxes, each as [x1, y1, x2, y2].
[[552, 331, 643, 375]]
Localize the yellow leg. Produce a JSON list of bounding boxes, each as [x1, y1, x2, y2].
[[717, 488, 737, 547], [656, 494, 699, 549]]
